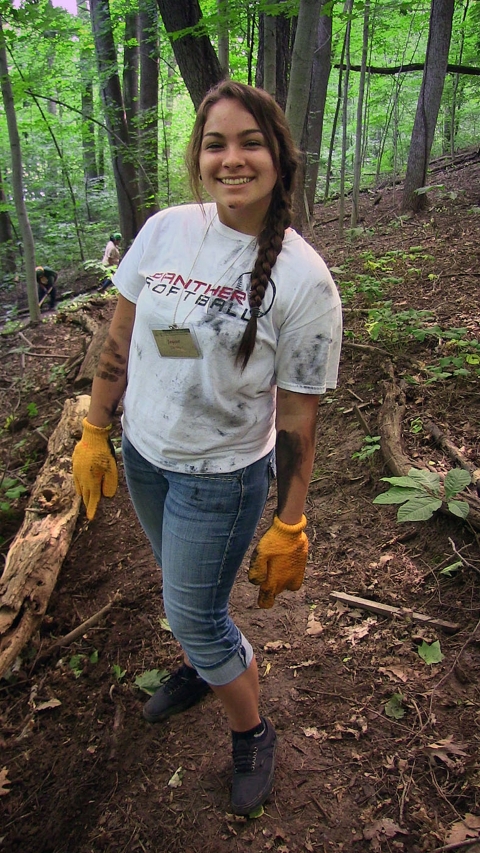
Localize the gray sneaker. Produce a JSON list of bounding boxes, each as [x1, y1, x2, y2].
[[142, 665, 210, 724], [231, 718, 277, 815]]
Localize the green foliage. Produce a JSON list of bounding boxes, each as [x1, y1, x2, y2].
[[0, 476, 27, 512], [439, 560, 463, 577], [351, 435, 381, 463], [417, 640, 444, 665], [134, 668, 169, 696], [112, 664, 126, 682], [373, 467, 471, 523], [384, 693, 405, 720], [365, 302, 434, 344]]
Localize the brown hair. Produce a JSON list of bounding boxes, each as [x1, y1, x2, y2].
[[185, 80, 299, 369]]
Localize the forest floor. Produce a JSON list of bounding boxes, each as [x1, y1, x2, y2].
[[1, 154, 480, 853]]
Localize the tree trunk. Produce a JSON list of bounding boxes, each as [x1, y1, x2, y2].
[[0, 165, 16, 274], [304, 3, 332, 213], [123, 11, 139, 142], [0, 16, 39, 322], [156, 0, 223, 110], [263, 14, 276, 97], [139, 0, 159, 220], [217, 0, 229, 77], [338, 0, 353, 237], [77, 1, 100, 198], [402, 0, 455, 212], [351, 0, 370, 227], [286, 0, 322, 232], [90, 0, 142, 244], [0, 395, 90, 679]]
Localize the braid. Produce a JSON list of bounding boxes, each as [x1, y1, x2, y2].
[[236, 185, 292, 371]]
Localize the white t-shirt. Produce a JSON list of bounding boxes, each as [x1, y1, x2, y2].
[[114, 203, 342, 474]]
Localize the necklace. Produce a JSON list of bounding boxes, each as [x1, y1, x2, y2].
[[170, 213, 257, 329]]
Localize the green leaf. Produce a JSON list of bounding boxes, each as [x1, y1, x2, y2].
[[447, 500, 470, 520], [134, 668, 169, 695], [89, 649, 99, 664], [417, 640, 444, 665], [112, 664, 126, 681], [384, 693, 405, 719], [396, 496, 442, 522], [439, 561, 463, 577], [159, 618, 172, 632], [373, 486, 424, 505], [248, 805, 265, 819], [405, 468, 441, 494], [380, 475, 426, 489], [444, 469, 471, 499]]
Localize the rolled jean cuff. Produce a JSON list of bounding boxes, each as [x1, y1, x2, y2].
[[193, 632, 254, 687]]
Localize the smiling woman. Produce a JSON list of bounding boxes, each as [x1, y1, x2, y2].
[[72, 79, 342, 819]]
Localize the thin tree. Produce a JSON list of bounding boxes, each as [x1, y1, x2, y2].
[[0, 14, 39, 321], [217, 0, 229, 77], [304, 0, 333, 213], [351, 0, 370, 227], [402, 0, 455, 212], [90, 0, 141, 243], [338, 0, 353, 237], [285, 0, 323, 231], [139, 0, 159, 219]]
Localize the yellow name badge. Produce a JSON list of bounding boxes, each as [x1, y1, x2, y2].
[[152, 328, 202, 359]]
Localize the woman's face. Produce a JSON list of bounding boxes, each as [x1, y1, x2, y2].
[[198, 98, 278, 235]]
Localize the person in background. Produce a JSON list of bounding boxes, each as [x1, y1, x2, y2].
[[98, 232, 122, 291], [36, 265, 58, 311], [72, 81, 342, 816]]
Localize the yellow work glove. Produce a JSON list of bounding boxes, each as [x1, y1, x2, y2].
[[248, 514, 308, 609], [72, 418, 118, 520]]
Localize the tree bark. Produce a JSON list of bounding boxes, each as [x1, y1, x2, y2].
[[0, 16, 39, 321], [402, 0, 455, 212], [156, 0, 223, 110], [139, 0, 159, 220], [0, 395, 90, 679], [285, 0, 322, 232], [90, 0, 142, 244], [304, 3, 332, 213]]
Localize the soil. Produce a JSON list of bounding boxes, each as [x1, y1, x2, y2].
[[1, 156, 480, 853]]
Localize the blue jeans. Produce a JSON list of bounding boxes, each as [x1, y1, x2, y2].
[[122, 435, 274, 686]]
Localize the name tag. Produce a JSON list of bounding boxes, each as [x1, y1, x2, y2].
[[152, 328, 202, 359]]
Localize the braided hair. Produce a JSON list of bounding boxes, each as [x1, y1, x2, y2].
[[186, 80, 299, 370]]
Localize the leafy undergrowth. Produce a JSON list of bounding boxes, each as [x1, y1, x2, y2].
[[1, 160, 480, 853]]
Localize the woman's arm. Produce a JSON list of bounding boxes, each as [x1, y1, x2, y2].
[[275, 389, 320, 524], [88, 294, 136, 427]]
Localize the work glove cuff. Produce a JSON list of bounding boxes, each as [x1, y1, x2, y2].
[[82, 417, 112, 437], [273, 513, 307, 536]]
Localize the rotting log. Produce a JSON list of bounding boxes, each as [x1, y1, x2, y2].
[[74, 323, 109, 388], [0, 394, 90, 678], [377, 377, 480, 532]]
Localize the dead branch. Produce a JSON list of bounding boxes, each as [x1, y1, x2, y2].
[[423, 418, 480, 488], [330, 591, 460, 634], [36, 592, 122, 663]]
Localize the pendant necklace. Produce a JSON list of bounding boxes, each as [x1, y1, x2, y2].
[[170, 214, 257, 329]]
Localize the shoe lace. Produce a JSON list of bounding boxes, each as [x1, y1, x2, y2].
[[233, 739, 258, 774], [161, 669, 189, 696]]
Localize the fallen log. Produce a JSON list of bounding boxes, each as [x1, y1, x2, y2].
[[74, 322, 109, 388], [0, 394, 90, 678], [377, 376, 480, 532]]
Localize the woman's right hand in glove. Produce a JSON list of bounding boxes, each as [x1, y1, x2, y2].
[[72, 418, 118, 520]]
